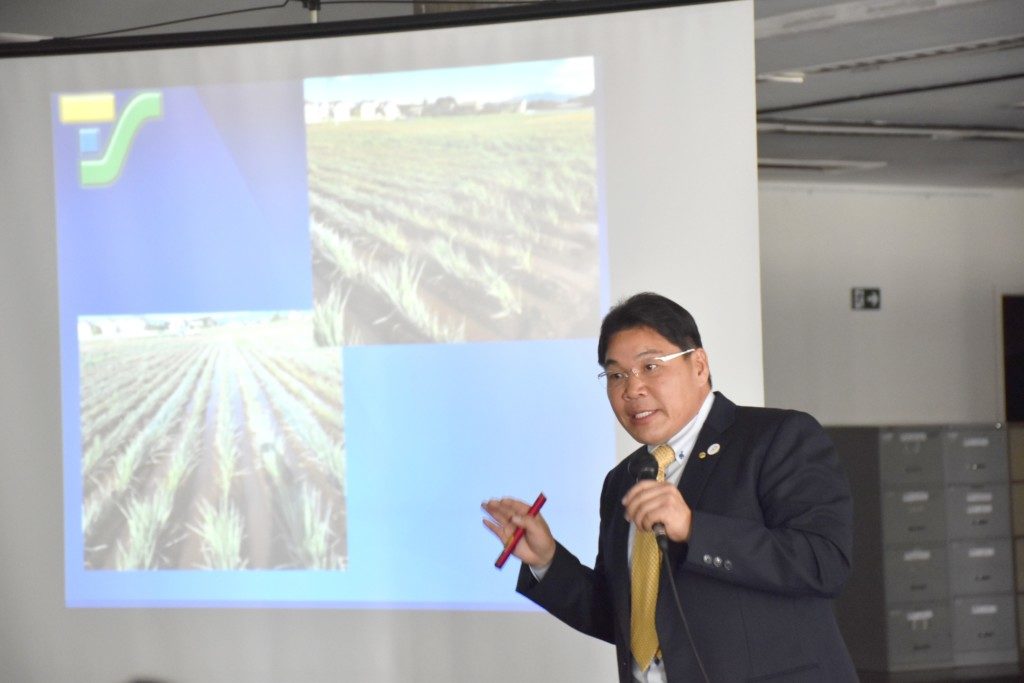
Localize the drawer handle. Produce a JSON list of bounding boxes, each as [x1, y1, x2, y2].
[[908, 525, 925, 532], [912, 644, 932, 651], [910, 584, 926, 591], [969, 463, 987, 471], [974, 574, 992, 582], [970, 519, 989, 526], [977, 631, 994, 639]]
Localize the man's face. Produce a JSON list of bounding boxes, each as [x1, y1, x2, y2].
[[603, 325, 711, 446]]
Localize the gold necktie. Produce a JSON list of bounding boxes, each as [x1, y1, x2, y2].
[[630, 443, 676, 672]]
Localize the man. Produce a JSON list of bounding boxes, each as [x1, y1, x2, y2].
[[483, 292, 856, 682]]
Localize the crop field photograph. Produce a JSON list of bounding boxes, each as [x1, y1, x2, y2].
[[304, 57, 601, 346], [77, 311, 346, 571]]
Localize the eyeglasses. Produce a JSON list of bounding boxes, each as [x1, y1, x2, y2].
[[597, 349, 695, 388]]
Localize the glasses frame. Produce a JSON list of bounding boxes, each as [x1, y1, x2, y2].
[[597, 348, 696, 386]]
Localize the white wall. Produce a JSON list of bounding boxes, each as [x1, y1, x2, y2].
[[759, 181, 1024, 426]]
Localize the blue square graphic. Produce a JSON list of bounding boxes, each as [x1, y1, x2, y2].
[[78, 127, 101, 155]]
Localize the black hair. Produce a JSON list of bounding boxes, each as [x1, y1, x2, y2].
[[597, 292, 703, 365]]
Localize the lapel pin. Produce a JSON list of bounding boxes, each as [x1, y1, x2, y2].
[[708, 443, 721, 456], [698, 452, 707, 460]]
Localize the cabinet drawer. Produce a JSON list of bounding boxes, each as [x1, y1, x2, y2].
[[945, 485, 1011, 540], [886, 603, 953, 668], [880, 430, 944, 485], [882, 488, 947, 543], [1011, 483, 1024, 535], [1007, 424, 1024, 481], [952, 594, 1017, 653], [1018, 596, 1024, 651], [948, 540, 1014, 596], [943, 429, 1008, 485], [884, 545, 949, 603], [1016, 539, 1024, 593]]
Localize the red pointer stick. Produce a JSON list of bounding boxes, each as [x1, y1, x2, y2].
[[495, 492, 546, 569]]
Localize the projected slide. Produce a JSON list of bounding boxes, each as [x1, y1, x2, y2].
[[53, 59, 610, 607]]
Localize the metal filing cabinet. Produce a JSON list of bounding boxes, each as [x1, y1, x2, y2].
[[1009, 424, 1024, 655], [829, 424, 1018, 673], [942, 428, 1017, 667]]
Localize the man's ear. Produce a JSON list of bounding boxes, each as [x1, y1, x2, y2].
[[693, 348, 710, 381]]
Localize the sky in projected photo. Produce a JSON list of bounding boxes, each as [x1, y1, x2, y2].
[[304, 57, 595, 104], [52, 56, 611, 608]]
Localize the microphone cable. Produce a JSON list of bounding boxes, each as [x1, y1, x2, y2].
[[658, 536, 710, 683]]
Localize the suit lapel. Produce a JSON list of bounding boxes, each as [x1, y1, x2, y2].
[[612, 447, 645, 640], [678, 392, 736, 505], [610, 462, 633, 577]]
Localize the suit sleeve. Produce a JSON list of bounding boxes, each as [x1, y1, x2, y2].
[[515, 469, 619, 644], [683, 411, 853, 598]]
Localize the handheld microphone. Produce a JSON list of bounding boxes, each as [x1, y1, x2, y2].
[[631, 452, 668, 552]]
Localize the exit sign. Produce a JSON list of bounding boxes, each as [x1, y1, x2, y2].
[[851, 288, 881, 310]]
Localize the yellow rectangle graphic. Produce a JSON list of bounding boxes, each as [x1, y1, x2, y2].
[[59, 93, 116, 124]]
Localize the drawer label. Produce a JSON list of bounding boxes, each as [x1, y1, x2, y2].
[[901, 491, 929, 503], [966, 504, 994, 515], [906, 610, 934, 623], [970, 604, 998, 615], [965, 492, 993, 503], [899, 432, 928, 443], [967, 547, 996, 558]]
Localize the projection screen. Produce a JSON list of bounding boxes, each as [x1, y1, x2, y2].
[[0, 0, 761, 680]]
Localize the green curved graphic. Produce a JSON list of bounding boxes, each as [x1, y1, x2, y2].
[[80, 92, 163, 187]]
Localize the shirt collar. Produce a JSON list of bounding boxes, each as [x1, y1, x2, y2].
[[648, 390, 715, 463]]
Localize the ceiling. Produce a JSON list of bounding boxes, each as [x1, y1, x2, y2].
[[2, 0, 1023, 187], [754, 0, 1024, 187]]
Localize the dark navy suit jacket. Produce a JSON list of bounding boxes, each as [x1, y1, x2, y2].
[[517, 392, 857, 682]]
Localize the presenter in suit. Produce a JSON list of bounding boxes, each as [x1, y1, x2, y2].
[[483, 292, 856, 682]]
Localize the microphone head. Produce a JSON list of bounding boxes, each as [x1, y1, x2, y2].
[[630, 452, 658, 482]]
